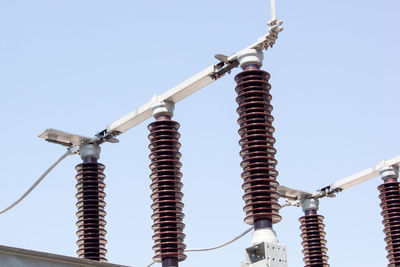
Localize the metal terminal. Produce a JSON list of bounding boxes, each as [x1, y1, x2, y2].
[[300, 198, 319, 212], [79, 144, 101, 160], [151, 95, 175, 118], [237, 49, 263, 69]]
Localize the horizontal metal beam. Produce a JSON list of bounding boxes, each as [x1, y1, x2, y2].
[[106, 65, 216, 135], [38, 20, 283, 147], [100, 20, 283, 140], [328, 155, 400, 192], [279, 155, 400, 203]]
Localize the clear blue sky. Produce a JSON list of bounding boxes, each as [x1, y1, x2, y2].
[[1, 1, 399, 266]]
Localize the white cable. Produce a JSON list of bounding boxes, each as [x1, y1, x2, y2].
[[145, 226, 253, 266], [185, 226, 253, 252], [0, 150, 72, 214]]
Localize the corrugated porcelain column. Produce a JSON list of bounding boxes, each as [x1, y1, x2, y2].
[[299, 198, 329, 267], [379, 166, 400, 267], [235, 49, 281, 231], [148, 98, 186, 267], [75, 144, 107, 262]]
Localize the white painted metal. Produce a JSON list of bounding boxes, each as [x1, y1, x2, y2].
[[151, 95, 175, 117], [104, 22, 283, 138], [241, 225, 287, 266], [251, 228, 278, 245], [328, 155, 400, 192], [271, 0, 276, 20], [241, 241, 288, 267], [277, 155, 400, 203], [38, 129, 92, 147], [237, 49, 264, 68], [380, 166, 399, 181], [278, 186, 312, 200], [106, 66, 214, 135]]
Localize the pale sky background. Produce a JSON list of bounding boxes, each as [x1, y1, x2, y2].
[[1, 1, 400, 266]]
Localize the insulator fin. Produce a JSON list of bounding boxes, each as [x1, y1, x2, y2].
[[148, 118, 186, 264]]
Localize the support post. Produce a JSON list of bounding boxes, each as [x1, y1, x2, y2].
[[75, 144, 107, 262], [148, 97, 186, 267], [378, 166, 400, 266], [237, 49, 287, 267], [299, 198, 329, 267]]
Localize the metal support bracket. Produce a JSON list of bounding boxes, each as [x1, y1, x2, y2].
[[241, 242, 288, 267], [39, 128, 119, 149]]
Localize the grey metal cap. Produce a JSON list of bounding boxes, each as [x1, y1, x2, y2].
[[300, 198, 319, 212], [79, 144, 101, 160]]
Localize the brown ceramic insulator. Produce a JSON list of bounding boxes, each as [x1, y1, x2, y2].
[[378, 180, 400, 266], [299, 213, 329, 267], [75, 159, 107, 262], [234, 67, 281, 226], [148, 117, 186, 264]]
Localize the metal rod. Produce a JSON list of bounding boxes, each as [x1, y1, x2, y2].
[[271, 0, 276, 20]]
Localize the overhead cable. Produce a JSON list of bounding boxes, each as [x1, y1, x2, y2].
[[146, 226, 253, 266], [0, 149, 73, 214]]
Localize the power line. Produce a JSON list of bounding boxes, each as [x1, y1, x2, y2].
[[146, 226, 253, 266], [0, 150, 72, 214]]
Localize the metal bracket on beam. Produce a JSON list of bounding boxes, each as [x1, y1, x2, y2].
[[38, 128, 119, 151]]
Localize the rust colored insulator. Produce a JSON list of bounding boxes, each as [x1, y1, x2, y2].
[[148, 116, 186, 265], [299, 211, 329, 267], [378, 180, 400, 266], [235, 65, 281, 226], [75, 157, 107, 262]]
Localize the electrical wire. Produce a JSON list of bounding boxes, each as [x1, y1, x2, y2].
[[145, 226, 253, 266], [185, 226, 253, 252], [0, 150, 72, 214]]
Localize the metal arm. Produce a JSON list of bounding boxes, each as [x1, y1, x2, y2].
[[38, 19, 283, 147], [278, 155, 400, 204], [320, 155, 400, 195], [96, 20, 283, 142]]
